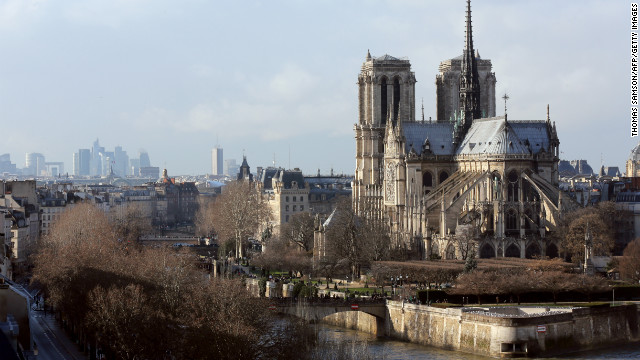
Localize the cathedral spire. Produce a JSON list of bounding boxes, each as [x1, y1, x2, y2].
[[454, 0, 481, 147]]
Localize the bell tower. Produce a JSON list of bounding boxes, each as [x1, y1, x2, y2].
[[354, 51, 415, 214]]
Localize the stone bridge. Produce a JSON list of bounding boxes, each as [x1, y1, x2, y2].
[[272, 299, 388, 331]]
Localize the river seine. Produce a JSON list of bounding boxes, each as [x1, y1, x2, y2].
[[317, 323, 640, 359]]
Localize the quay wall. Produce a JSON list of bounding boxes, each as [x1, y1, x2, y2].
[[244, 280, 640, 357], [321, 301, 640, 358]]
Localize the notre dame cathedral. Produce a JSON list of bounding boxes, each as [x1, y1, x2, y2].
[[353, 0, 563, 260]]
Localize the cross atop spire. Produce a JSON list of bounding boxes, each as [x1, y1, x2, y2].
[[502, 93, 509, 116]]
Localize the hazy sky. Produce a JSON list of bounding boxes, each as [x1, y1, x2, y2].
[[0, 0, 632, 176]]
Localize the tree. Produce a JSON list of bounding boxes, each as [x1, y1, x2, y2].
[[534, 270, 575, 304], [455, 224, 477, 260], [280, 212, 314, 252], [449, 270, 498, 305], [112, 202, 153, 245], [207, 181, 271, 258], [463, 250, 478, 273], [194, 196, 217, 237], [34, 203, 313, 359], [619, 238, 640, 283], [573, 274, 610, 302], [556, 201, 618, 262], [324, 199, 371, 279]]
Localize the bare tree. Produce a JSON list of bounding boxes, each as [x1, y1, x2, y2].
[[556, 201, 619, 262], [194, 196, 217, 237], [455, 224, 477, 260], [324, 198, 371, 279], [280, 212, 314, 252], [619, 238, 640, 283], [112, 202, 153, 245], [534, 270, 575, 304], [449, 270, 498, 305], [208, 181, 271, 258]]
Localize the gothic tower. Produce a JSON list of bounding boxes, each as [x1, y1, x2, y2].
[[454, 0, 482, 145], [436, 1, 496, 125], [354, 51, 416, 214]]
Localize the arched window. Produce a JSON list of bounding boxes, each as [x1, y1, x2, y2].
[[439, 171, 449, 184], [525, 243, 541, 259], [507, 170, 519, 202], [505, 243, 520, 258], [445, 243, 456, 260], [480, 243, 494, 258], [507, 210, 518, 231], [393, 77, 401, 123], [546, 243, 559, 259], [422, 171, 433, 187], [380, 77, 388, 125]]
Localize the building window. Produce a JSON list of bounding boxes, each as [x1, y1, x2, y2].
[[300, 205, 304, 211], [293, 196, 296, 202], [286, 215, 289, 222], [286, 196, 289, 202], [293, 205, 297, 211], [286, 205, 289, 211]]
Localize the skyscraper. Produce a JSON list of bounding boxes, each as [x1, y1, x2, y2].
[[139, 150, 151, 168], [212, 147, 223, 175], [73, 149, 91, 176], [25, 153, 45, 176]]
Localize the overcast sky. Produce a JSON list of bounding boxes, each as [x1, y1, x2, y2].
[[0, 0, 632, 176]]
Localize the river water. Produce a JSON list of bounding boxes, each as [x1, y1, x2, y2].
[[317, 323, 640, 359]]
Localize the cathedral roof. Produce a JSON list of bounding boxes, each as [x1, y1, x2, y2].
[[456, 117, 532, 156], [509, 121, 551, 155], [403, 122, 454, 155], [629, 142, 640, 161]]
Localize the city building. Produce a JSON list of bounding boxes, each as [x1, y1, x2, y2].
[[73, 149, 91, 176], [24, 153, 45, 177], [224, 159, 238, 177], [353, 1, 562, 260], [212, 147, 223, 176], [257, 167, 309, 233], [0, 155, 17, 176]]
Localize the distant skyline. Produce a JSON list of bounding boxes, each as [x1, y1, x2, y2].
[[0, 1, 632, 175]]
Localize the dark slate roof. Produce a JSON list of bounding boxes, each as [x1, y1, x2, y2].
[[456, 118, 531, 156], [375, 54, 401, 61], [275, 169, 306, 189], [403, 122, 454, 155], [510, 121, 551, 155], [259, 167, 279, 190], [558, 160, 577, 176]]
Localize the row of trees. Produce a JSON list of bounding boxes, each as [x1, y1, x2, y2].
[[451, 268, 610, 304], [34, 203, 310, 359]]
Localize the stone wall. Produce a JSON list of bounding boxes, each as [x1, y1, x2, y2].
[[384, 302, 640, 357], [321, 311, 380, 335]]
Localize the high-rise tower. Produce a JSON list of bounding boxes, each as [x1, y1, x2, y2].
[[212, 147, 223, 176]]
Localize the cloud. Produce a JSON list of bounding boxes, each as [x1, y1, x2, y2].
[[0, 0, 47, 31], [63, 0, 156, 29], [127, 63, 350, 142]]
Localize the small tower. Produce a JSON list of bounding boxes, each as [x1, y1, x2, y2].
[[237, 156, 253, 182]]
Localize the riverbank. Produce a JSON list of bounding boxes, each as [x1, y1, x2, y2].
[[321, 301, 640, 358]]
